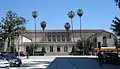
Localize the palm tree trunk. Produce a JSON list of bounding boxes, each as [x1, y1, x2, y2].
[[7, 37, 10, 52], [33, 18, 36, 56], [80, 17, 82, 40], [43, 30, 45, 42], [71, 18, 74, 42]]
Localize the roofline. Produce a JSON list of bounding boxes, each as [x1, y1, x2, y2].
[[20, 35, 32, 41], [87, 30, 115, 39], [26, 29, 105, 31], [26, 29, 105, 33]]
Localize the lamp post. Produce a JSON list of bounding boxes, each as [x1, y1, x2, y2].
[[32, 11, 38, 56], [77, 9, 84, 55]]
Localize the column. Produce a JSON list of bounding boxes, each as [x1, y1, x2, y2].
[[51, 33, 53, 42], [60, 32, 62, 42]]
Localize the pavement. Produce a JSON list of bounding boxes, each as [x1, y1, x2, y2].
[[0, 56, 53, 69], [2, 55, 120, 69], [8, 56, 97, 69], [47, 57, 120, 69]]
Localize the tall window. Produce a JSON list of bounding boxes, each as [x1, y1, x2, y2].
[[109, 35, 112, 38], [66, 36, 70, 42], [48, 35, 51, 42], [57, 46, 60, 52], [52, 35, 56, 42], [103, 36, 107, 47], [62, 35, 65, 42], [57, 35, 60, 42], [50, 46, 53, 52], [64, 46, 68, 52]]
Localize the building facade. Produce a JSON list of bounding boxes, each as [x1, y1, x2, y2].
[[13, 29, 115, 55]]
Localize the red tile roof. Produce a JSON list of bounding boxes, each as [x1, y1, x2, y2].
[[26, 29, 105, 33]]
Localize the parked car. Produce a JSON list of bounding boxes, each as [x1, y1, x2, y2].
[[0, 55, 10, 68], [102, 52, 119, 64], [0, 53, 22, 67]]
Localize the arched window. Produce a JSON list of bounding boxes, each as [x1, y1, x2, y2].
[[50, 46, 53, 52], [62, 35, 65, 42], [103, 36, 107, 47], [48, 35, 51, 42], [52, 35, 56, 42], [57, 46, 61, 52], [64, 46, 68, 52], [57, 35, 60, 42]]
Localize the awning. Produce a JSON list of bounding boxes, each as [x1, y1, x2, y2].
[[94, 48, 120, 51]]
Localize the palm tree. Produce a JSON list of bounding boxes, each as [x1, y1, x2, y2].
[[77, 9, 84, 55], [64, 22, 70, 31], [32, 11, 38, 56], [64, 22, 70, 41], [77, 9, 83, 40], [114, 0, 120, 9], [67, 11, 75, 42], [40, 21, 47, 42]]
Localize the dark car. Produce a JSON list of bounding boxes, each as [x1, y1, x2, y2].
[[0, 53, 22, 67], [102, 52, 119, 64]]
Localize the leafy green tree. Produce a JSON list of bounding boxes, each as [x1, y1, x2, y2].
[[70, 40, 83, 55], [70, 46, 76, 55], [41, 46, 46, 55], [70, 39, 92, 55], [76, 40, 83, 50], [26, 44, 36, 56], [0, 10, 26, 52], [113, 0, 120, 53], [113, 37, 119, 53], [84, 39, 92, 55], [111, 17, 120, 36], [111, 17, 120, 53], [71, 46, 76, 53]]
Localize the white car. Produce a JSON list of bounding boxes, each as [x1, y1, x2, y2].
[[0, 56, 10, 68]]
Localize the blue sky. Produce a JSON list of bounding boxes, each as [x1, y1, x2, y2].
[[0, 0, 119, 32]]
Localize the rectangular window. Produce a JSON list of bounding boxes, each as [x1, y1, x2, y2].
[[57, 46, 60, 52], [62, 35, 65, 42], [64, 46, 68, 52], [57, 35, 60, 42], [50, 46, 53, 52], [66, 37, 70, 42], [109, 35, 112, 38]]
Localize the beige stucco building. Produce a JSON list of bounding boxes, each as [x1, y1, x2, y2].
[[13, 29, 115, 55]]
